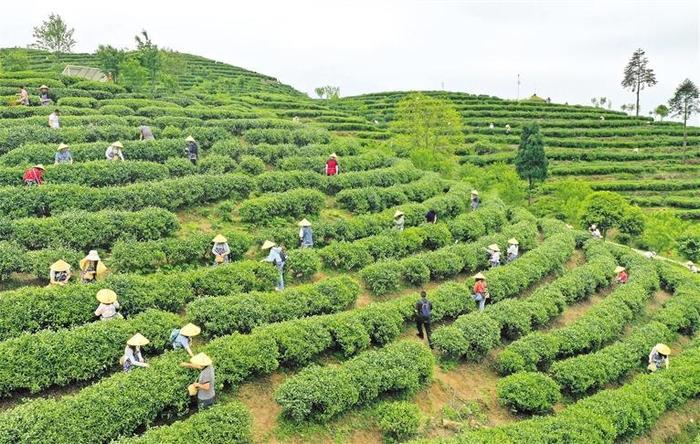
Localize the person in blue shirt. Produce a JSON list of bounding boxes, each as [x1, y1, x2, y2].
[[298, 219, 313, 248], [262, 240, 285, 291], [171, 323, 201, 357], [54, 143, 73, 164]]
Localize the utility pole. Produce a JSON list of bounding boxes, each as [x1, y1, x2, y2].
[[441, 81, 444, 90], [517, 73, 521, 100]]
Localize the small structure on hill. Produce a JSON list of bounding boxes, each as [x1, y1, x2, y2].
[[61, 65, 108, 82]]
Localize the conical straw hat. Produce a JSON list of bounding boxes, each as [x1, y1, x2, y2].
[[111, 141, 124, 149], [298, 219, 312, 227], [85, 250, 101, 261], [471, 190, 479, 195], [261, 240, 275, 250], [212, 234, 227, 243], [185, 136, 196, 142], [127, 333, 150, 347], [180, 323, 201, 337], [394, 210, 404, 218], [488, 244, 500, 252], [96, 289, 117, 304], [190, 352, 213, 367], [473, 272, 486, 280], [656, 343, 671, 355], [614, 266, 626, 273], [57, 143, 69, 151], [508, 238, 519, 245], [51, 260, 71, 272]]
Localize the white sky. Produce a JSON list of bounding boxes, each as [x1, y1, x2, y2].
[[2, 0, 699, 122]]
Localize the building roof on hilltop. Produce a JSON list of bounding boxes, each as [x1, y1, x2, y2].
[[62, 65, 108, 82]]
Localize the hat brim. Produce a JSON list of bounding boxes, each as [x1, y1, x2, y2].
[[180, 324, 201, 337]]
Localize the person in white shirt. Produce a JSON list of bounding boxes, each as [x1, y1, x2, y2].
[[487, 244, 501, 267], [48, 109, 60, 129], [589, 224, 602, 240], [94, 289, 122, 320], [506, 238, 519, 262], [122, 334, 150, 372], [686, 261, 698, 273], [106, 141, 125, 161]]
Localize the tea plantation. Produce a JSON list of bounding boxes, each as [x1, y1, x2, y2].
[[0, 48, 699, 444]]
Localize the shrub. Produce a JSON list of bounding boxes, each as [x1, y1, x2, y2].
[[284, 248, 321, 281], [375, 401, 421, 443], [238, 189, 325, 225], [0, 241, 25, 281], [497, 372, 561, 414], [238, 155, 265, 175]]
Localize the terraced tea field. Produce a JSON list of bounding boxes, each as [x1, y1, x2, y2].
[[0, 49, 698, 444]]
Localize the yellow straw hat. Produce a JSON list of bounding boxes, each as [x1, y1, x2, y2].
[[190, 352, 213, 367], [127, 333, 150, 347], [508, 238, 519, 245], [33, 164, 45, 170], [590, 224, 597, 229], [488, 244, 500, 252], [261, 240, 275, 250], [614, 266, 626, 273], [686, 261, 695, 267], [180, 323, 201, 337], [96, 289, 117, 304], [329, 153, 337, 159], [473, 272, 486, 280], [656, 343, 671, 355], [394, 210, 404, 218], [111, 141, 124, 149], [39, 85, 49, 89], [185, 136, 196, 142], [212, 234, 227, 243], [298, 218, 312, 227], [57, 143, 69, 151], [85, 250, 101, 261], [50, 260, 71, 272], [471, 190, 479, 195]]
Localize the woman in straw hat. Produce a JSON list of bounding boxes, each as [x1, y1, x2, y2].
[[80, 250, 108, 283], [615, 266, 628, 284], [262, 240, 285, 291], [487, 244, 501, 268], [211, 234, 231, 265], [325, 153, 339, 176], [393, 210, 405, 231], [94, 289, 122, 320], [54, 143, 73, 165], [171, 323, 201, 357], [473, 273, 489, 311], [17, 85, 29, 105], [49, 260, 72, 285], [506, 238, 519, 262], [38, 85, 52, 106], [470, 190, 480, 211], [686, 261, 698, 273], [184, 136, 199, 165], [122, 333, 150, 372], [648, 343, 670, 371], [22, 164, 45, 186], [589, 224, 602, 240], [298, 219, 313, 248], [181, 352, 216, 410], [105, 141, 125, 161]]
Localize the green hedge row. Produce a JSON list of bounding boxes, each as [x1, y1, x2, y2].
[[0, 125, 147, 154], [590, 179, 700, 192], [238, 188, 325, 224], [0, 173, 255, 217], [0, 207, 179, 251], [117, 401, 252, 444], [0, 160, 171, 187], [0, 260, 278, 341], [431, 231, 577, 360], [496, 371, 561, 415], [360, 220, 535, 296], [278, 151, 395, 173], [0, 139, 185, 166], [209, 139, 360, 164], [109, 231, 251, 273], [549, 282, 700, 396], [242, 127, 331, 146], [275, 341, 434, 422], [336, 175, 448, 213], [188, 276, 360, 337], [0, 309, 179, 395], [496, 252, 659, 375], [441, 337, 700, 443]]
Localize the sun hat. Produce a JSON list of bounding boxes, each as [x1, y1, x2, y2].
[[471, 190, 479, 195], [212, 234, 227, 243], [180, 323, 201, 337], [85, 250, 101, 261], [190, 352, 213, 367], [39, 85, 49, 89], [614, 266, 626, 273], [51, 260, 71, 272], [590, 224, 597, 229], [57, 143, 69, 151], [298, 218, 312, 227], [111, 141, 124, 149], [185, 136, 196, 142], [329, 153, 337, 158], [261, 240, 275, 250], [394, 210, 404, 218], [656, 343, 671, 355], [487, 244, 500, 252], [33, 164, 45, 170], [127, 333, 150, 347], [686, 261, 695, 267], [508, 238, 519, 245], [96, 289, 117, 304], [473, 272, 486, 280]]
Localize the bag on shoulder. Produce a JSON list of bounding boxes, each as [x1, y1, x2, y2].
[[420, 301, 431, 318]]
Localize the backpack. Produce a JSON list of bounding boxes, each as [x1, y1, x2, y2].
[[276, 250, 287, 265], [420, 300, 431, 318], [169, 328, 180, 346]]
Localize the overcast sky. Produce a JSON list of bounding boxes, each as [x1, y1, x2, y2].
[[2, 0, 699, 122]]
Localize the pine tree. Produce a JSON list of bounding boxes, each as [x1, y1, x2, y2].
[[514, 124, 548, 205], [621, 49, 657, 117], [669, 79, 700, 147]]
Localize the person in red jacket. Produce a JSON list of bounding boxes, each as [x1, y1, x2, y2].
[[615, 266, 628, 284], [325, 153, 339, 176], [23, 164, 45, 185]]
